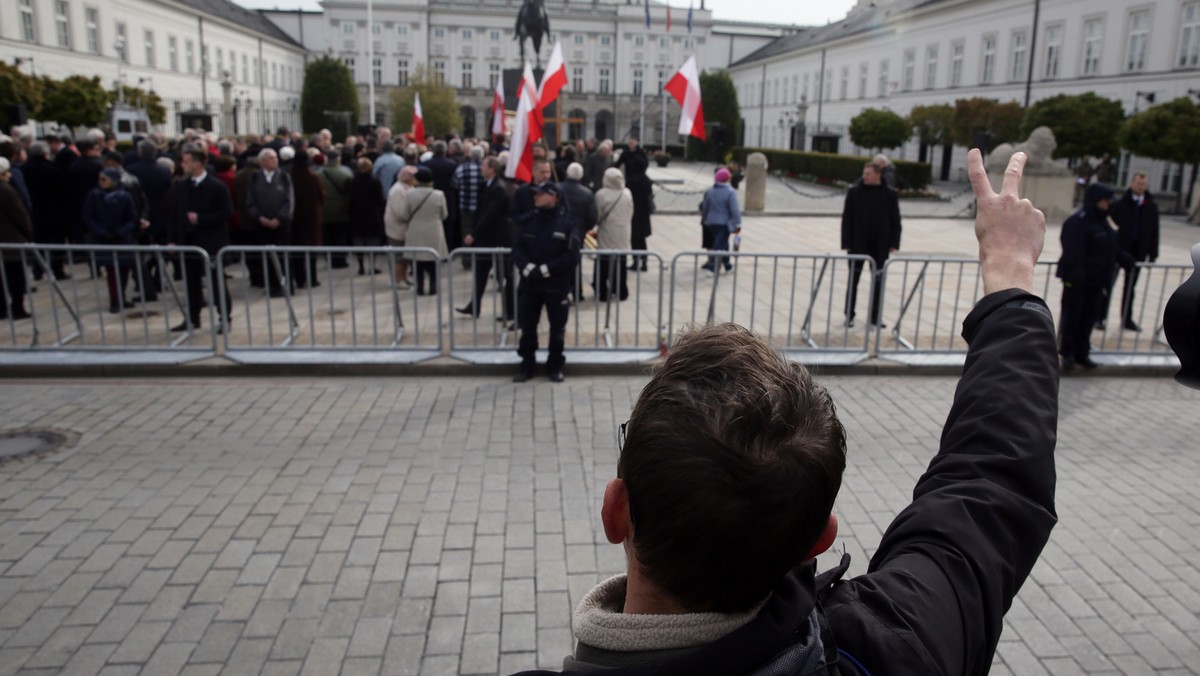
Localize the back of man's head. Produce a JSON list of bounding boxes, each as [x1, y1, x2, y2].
[[619, 323, 846, 613]]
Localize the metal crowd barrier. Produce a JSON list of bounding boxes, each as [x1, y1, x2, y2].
[[215, 246, 443, 364], [0, 244, 216, 364], [446, 248, 665, 364], [667, 251, 877, 366], [876, 256, 1185, 366]]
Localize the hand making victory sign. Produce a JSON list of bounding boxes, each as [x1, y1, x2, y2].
[[967, 149, 1047, 296]]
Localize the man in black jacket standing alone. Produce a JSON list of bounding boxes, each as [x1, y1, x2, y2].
[[515, 149, 1058, 676], [841, 162, 901, 328], [1106, 172, 1159, 332], [166, 149, 233, 333]]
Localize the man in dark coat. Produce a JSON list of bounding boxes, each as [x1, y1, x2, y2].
[[612, 137, 652, 270], [513, 149, 1059, 676], [165, 149, 233, 332], [1056, 182, 1121, 370], [244, 148, 294, 296], [457, 157, 514, 321], [67, 140, 104, 244], [125, 140, 173, 244], [0, 157, 33, 319], [559, 162, 597, 301], [288, 151, 325, 288], [1106, 172, 1159, 332], [20, 142, 70, 279], [511, 182, 580, 383], [424, 140, 460, 256], [841, 162, 902, 328]]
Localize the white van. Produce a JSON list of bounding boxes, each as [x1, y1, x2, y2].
[[110, 105, 151, 143]]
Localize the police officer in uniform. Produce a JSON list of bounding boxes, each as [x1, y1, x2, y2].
[[1056, 183, 1121, 371], [512, 182, 581, 383]]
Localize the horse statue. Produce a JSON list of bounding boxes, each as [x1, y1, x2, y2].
[[515, 0, 551, 67]]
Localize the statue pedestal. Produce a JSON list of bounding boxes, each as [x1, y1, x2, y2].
[[989, 174, 1075, 222], [745, 152, 768, 211]]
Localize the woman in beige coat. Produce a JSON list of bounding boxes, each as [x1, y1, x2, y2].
[[393, 166, 448, 295], [384, 165, 418, 288], [592, 167, 633, 301]]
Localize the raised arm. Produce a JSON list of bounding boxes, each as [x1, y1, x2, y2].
[[824, 151, 1058, 675]]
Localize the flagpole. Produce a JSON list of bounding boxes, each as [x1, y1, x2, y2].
[[367, 0, 375, 127], [660, 88, 667, 151], [639, 90, 645, 142]]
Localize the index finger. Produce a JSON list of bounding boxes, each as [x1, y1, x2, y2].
[[966, 149, 994, 201], [1001, 151, 1027, 197]]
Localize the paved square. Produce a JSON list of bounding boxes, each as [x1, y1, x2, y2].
[[0, 374, 1197, 674]]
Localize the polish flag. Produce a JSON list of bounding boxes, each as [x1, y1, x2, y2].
[[538, 42, 568, 113], [664, 56, 705, 140], [490, 76, 505, 138], [412, 92, 425, 144], [517, 64, 543, 143], [505, 73, 538, 182]]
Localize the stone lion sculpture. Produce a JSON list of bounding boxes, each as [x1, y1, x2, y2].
[[987, 126, 1070, 176]]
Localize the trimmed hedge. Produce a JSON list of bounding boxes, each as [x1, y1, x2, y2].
[[730, 147, 932, 190]]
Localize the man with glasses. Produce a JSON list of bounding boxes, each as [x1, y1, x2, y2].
[[517, 150, 1058, 675]]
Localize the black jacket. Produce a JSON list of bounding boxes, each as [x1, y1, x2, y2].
[[475, 178, 513, 248], [1057, 187, 1122, 289], [841, 183, 901, 263], [1109, 189, 1159, 263], [21, 156, 68, 240], [512, 201, 581, 294], [516, 289, 1060, 675], [125, 159, 173, 238], [559, 179, 597, 236], [165, 175, 233, 256]]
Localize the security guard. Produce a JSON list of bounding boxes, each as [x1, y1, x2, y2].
[[1056, 182, 1121, 371], [512, 182, 581, 383]]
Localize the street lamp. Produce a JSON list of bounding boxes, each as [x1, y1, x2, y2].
[[1189, 89, 1200, 102], [12, 56, 35, 76], [114, 37, 127, 105]]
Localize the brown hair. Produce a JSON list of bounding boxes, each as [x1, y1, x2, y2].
[[619, 323, 847, 612]]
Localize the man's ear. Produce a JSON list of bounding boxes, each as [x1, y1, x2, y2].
[[601, 478, 632, 545], [804, 514, 839, 561]]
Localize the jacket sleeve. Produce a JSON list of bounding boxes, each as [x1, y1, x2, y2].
[[82, 191, 102, 238], [280, 174, 295, 226], [584, 194, 598, 231], [437, 191, 449, 221], [245, 175, 261, 223], [511, 218, 531, 270], [889, 192, 902, 250], [840, 190, 854, 250], [823, 290, 1059, 675], [119, 193, 138, 238], [1057, 217, 1086, 286]]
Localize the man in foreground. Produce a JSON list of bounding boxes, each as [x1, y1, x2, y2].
[[516, 149, 1058, 674]]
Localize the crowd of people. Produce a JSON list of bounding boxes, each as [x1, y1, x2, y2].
[[0, 126, 659, 378]]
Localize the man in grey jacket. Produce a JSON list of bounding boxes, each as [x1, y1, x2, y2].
[[245, 148, 294, 297]]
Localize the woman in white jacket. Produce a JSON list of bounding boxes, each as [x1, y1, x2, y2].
[[592, 167, 633, 301], [392, 166, 448, 295]]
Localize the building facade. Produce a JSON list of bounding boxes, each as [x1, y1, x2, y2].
[[0, 0, 308, 135], [263, 0, 788, 145], [728, 0, 1200, 194]]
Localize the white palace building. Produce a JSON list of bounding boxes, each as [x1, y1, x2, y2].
[[727, 0, 1200, 195]]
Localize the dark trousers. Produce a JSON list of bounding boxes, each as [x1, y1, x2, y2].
[[182, 252, 230, 326], [594, 254, 628, 302], [415, 260, 438, 294], [1060, 284, 1101, 361], [0, 258, 28, 316], [291, 251, 319, 288], [465, 252, 514, 320], [517, 287, 569, 370], [253, 225, 292, 294], [101, 261, 131, 307], [846, 258, 883, 324], [631, 233, 648, 268], [324, 221, 350, 268], [1101, 258, 1144, 324], [704, 226, 732, 271]]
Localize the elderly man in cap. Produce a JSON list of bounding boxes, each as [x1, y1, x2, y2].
[[511, 181, 581, 383]]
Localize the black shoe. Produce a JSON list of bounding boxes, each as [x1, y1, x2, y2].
[[456, 305, 478, 317], [129, 294, 158, 304], [215, 322, 227, 336], [8, 309, 31, 320], [1079, 357, 1099, 369], [512, 368, 533, 383], [268, 289, 288, 298], [108, 303, 122, 314], [548, 369, 564, 383], [170, 321, 196, 332], [1123, 319, 1141, 332], [1061, 357, 1076, 372], [1095, 320, 1107, 330]]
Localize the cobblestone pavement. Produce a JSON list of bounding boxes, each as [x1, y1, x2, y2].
[[0, 375, 1197, 675]]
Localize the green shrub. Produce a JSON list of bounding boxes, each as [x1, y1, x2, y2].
[[729, 147, 932, 190]]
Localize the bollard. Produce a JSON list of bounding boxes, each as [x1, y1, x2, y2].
[[745, 152, 768, 212]]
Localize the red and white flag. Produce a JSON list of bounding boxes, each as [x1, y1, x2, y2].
[[518, 64, 543, 142], [664, 56, 705, 140], [505, 69, 538, 182], [538, 42, 568, 111], [490, 76, 505, 138], [412, 92, 425, 143]]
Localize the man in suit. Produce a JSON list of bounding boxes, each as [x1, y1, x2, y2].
[[841, 162, 902, 328], [1106, 172, 1159, 332], [166, 148, 233, 333], [244, 148, 295, 296], [457, 156, 514, 321]]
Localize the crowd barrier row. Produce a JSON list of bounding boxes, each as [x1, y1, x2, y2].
[[0, 244, 1185, 368]]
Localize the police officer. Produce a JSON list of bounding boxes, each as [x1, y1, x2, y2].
[[1056, 183, 1122, 371], [512, 182, 581, 383]]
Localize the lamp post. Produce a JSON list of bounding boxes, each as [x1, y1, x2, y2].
[[778, 103, 807, 151], [1134, 90, 1155, 113], [12, 56, 35, 76], [114, 37, 126, 105]]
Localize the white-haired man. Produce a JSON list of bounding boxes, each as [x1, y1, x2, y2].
[[244, 148, 294, 296]]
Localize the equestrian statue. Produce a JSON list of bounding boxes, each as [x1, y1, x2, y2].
[[515, 0, 551, 67]]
